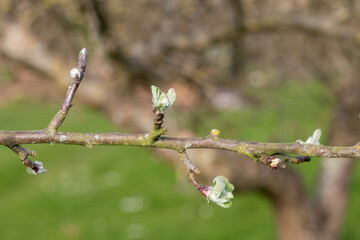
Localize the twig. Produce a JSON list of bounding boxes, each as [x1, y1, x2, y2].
[[7, 144, 38, 172], [177, 150, 207, 196], [178, 150, 200, 174], [47, 48, 87, 134], [274, 153, 311, 164], [178, 151, 201, 186], [4, 48, 87, 174], [145, 87, 175, 144], [145, 109, 167, 145]]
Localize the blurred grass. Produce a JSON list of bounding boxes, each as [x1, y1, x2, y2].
[[0, 99, 274, 240], [0, 80, 358, 239]]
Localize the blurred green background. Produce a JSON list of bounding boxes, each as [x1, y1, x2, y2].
[[1, 80, 358, 239]]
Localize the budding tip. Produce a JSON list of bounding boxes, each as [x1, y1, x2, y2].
[[78, 48, 88, 59], [80, 48, 87, 54]]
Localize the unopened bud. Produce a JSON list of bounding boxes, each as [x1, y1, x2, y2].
[[70, 68, 81, 80], [269, 157, 282, 171], [210, 129, 220, 139], [211, 129, 220, 136]]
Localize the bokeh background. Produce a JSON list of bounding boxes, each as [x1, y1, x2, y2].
[[0, 1, 359, 239]]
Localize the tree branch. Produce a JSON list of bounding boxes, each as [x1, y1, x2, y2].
[[177, 150, 206, 195], [47, 48, 87, 134], [7, 144, 37, 170], [163, 15, 360, 53], [0, 48, 359, 200], [0, 130, 359, 158]]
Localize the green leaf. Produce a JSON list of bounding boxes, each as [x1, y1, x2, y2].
[[159, 94, 170, 108], [212, 182, 225, 198], [212, 180, 217, 187], [223, 191, 234, 199], [222, 201, 232, 208], [225, 182, 234, 192], [151, 85, 161, 100], [167, 88, 176, 106], [213, 176, 229, 184]]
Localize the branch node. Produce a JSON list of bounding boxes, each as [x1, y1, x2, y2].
[[145, 125, 167, 145], [177, 150, 204, 195]]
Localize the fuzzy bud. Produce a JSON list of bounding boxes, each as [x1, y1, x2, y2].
[[70, 68, 81, 80]]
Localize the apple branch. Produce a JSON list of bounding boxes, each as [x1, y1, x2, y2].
[[0, 48, 359, 206]]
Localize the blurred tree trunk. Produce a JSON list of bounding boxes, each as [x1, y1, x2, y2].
[[228, 0, 245, 77], [317, 75, 360, 240]]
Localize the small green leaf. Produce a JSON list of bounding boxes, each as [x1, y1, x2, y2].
[[213, 176, 229, 183], [151, 85, 161, 98], [159, 94, 170, 108], [151, 85, 162, 109], [212, 183, 224, 198], [222, 201, 232, 208], [223, 191, 234, 199], [225, 182, 234, 192], [167, 88, 176, 106]]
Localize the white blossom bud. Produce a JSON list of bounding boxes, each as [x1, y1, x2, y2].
[[204, 176, 234, 208]]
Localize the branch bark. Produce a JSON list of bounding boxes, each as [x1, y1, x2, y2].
[[0, 130, 359, 158]]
